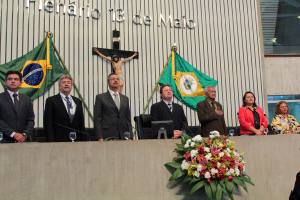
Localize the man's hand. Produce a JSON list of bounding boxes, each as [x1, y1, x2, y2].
[[215, 109, 224, 116], [14, 133, 26, 142], [173, 130, 183, 139], [98, 138, 104, 142]]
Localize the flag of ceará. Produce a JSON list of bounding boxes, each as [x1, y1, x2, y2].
[[159, 49, 217, 110], [0, 33, 66, 100]]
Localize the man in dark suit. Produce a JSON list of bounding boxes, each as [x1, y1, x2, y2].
[[44, 75, 86, 142], [197, 86, 226, 137], [0, 71, 34, 143], [94, 73, 132, 141], [150, 85, 188, 139], [290, 171, 300, 200]]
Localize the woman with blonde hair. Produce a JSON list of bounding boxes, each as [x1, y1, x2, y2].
[[271, 101, 300, 134]]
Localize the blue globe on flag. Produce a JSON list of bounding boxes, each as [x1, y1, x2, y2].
[[22, 63, 44, 87]]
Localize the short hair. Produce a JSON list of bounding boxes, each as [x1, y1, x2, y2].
[[242, 91, 257, 107], [107, 73, 119, 80], [5, 71, 22, 81], [159, 84, 171, 94], [275, 101, 288, 115], [59, 74, 73, 84]]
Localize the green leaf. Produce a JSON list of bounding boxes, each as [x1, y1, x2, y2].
[[190, 180, 205, 194], [225, 180, 234, 193], [164, 162, 181, 169], [170, 168, 184, 181], [210, 181, 217, 196], [244, 176, 255, 185], [234, 177, 248, 192], [204, 183, 213, 200], [216, 184, 223, 200], [183, 176, 192, 183], [190, 177, 201, 184]]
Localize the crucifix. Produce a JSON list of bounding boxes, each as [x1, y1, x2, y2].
[[92, 30, 138, 93]]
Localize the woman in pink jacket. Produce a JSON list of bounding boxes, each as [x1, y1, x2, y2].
[[238, 91, 268, 135]]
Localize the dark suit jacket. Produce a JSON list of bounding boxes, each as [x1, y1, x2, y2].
[[150, 101, 188, 131], [197, 98, 227, 137], [44, 94, 86, 142], [290, 172, 300, 200], [94, 91, 132, 140], [0, 90, 34, 142]]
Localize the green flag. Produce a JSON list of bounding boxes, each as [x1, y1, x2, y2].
[[0, 34, 66, 100], [159, 50, 217, 110]]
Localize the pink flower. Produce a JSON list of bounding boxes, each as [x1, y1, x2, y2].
[[183, 152, 191, 161]]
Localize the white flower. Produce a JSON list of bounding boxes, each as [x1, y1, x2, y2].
[[192, 135, 203, 142], [193, 171, 200, 178], [204, 147, 210, 152], [190, 142, 195, 147], [209, 130, 220, 138], [204, 171, 211, 179], [197, 164, 203, 172], [235, 168, 240, 176], [181, 160, 190, 170], [190, 150, 198, 158], [229, 168, 235, 174], [210, 168, 219, 175], [217, 162, 221, 168], [205, 153, 212, 160], [184, 139, 192, 148], [219, 152, 224, 157]]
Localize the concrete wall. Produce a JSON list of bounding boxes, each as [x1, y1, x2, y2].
[[0, 135, 299, 200], [264, 56, 300, 95], [0, 0, 265, 128]]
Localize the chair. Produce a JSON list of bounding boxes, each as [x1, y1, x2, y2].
[[134, 114, 153, 139]]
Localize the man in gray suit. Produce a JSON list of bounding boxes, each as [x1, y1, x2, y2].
[[0, 71, 35, 143], [94, 73, 132, 141]]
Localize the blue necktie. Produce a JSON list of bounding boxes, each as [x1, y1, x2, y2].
[[65, 96, 73, 121]]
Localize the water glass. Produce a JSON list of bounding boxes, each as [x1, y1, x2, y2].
[[157, 127, 167, 139], [229, 129, 235, 137], [123, 131, 131, 140], [69, 132, 77, 142], [0, 132, 3, 142]]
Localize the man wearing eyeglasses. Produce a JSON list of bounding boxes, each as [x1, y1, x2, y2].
[[94, 73, 132, 141]]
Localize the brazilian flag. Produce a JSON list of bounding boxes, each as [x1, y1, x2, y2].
[[0, 33, 66, 100], [159, 49, 217, 110]]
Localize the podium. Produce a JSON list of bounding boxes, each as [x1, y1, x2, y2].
[[0, 135, 300, 200]]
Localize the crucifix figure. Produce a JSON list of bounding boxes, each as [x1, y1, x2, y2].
[[93, 47, 138, 93]]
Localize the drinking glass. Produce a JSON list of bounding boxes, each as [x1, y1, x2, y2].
[[69, 132, 77, 142], [0, 132, 3, 142], [229, 129, 235, 137]]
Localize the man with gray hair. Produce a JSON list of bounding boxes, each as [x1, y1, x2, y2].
[[197, 86, 226, 137], [44, 75, 86, 142]]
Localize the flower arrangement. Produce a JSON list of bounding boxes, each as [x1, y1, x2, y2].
[[165, 131, 254, 200]]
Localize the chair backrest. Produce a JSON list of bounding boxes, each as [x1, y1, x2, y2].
[[134, 114, 153, 139]]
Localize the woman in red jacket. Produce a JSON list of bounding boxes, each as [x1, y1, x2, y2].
[[238, 91, 268, 135]]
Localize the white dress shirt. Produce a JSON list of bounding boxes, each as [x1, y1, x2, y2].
[[60, 92, 76, 115]]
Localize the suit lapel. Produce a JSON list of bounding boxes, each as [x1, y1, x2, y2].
[[56, 94, 70, 120], [105, 92, 119, 112], [4, 91, 18, 114], [161, 101, 172, 113]]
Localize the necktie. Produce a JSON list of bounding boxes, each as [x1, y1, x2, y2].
[[168, 103, 172, 112], [113, 93, 120, 110], [13, 93, 20, 111], [65, 96, 74, 121], [13, 93, 19, 105]]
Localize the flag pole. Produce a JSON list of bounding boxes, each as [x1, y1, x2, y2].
[[50, 33, 93, 121], [142, 46, 176, 114]]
